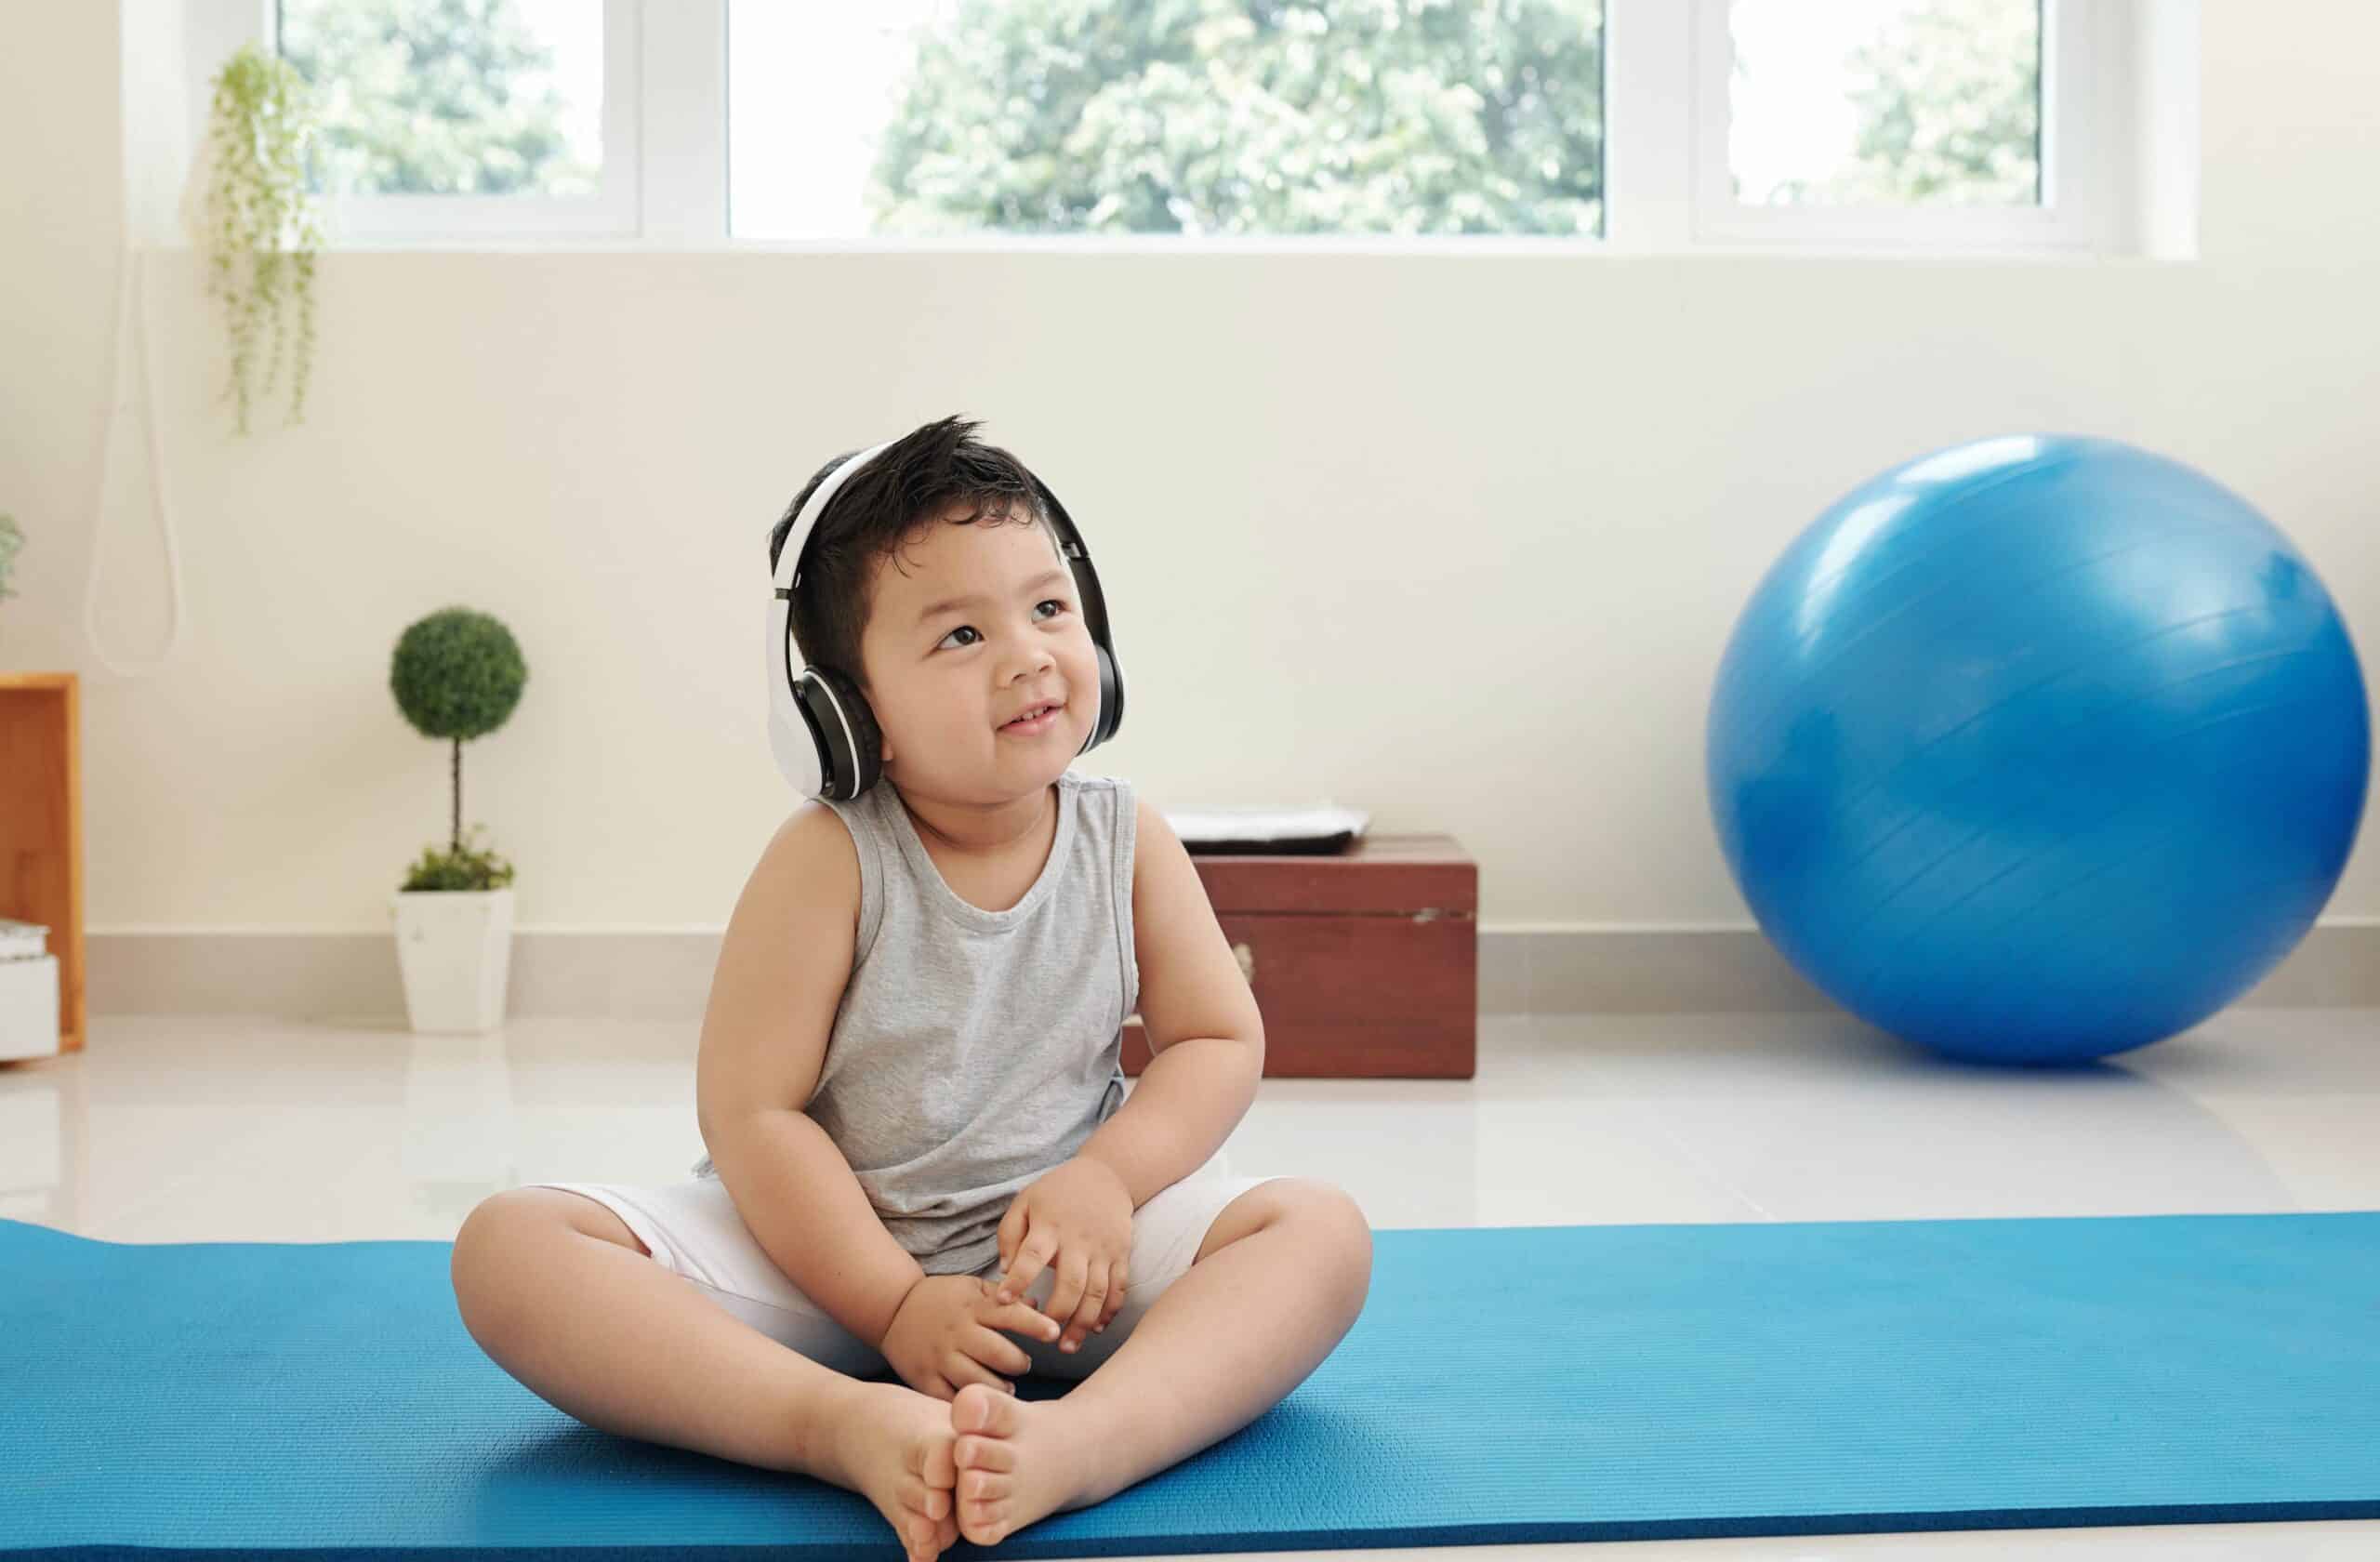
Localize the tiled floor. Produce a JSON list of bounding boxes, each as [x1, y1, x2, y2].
[[5, 1008, 2376, 1560]]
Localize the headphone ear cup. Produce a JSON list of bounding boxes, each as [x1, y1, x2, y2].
[[807, 666, 884, 798], [1086, 646, 1124, 750]]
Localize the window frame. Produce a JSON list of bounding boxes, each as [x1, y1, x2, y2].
[[177, 0, 2151, 257]]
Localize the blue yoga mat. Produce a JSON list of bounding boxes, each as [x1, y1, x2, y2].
[[7, 1211, 2379, 1557]]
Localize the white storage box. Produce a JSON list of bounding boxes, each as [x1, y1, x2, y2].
[[0, 954, 61, 1062]]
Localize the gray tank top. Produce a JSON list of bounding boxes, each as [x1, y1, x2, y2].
[[693, 769, 1139, 1277]]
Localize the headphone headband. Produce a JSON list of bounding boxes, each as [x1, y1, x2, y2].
[[771, 435, 900, 662]]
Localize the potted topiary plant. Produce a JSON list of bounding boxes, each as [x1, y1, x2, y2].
[[390, 607, 527, 1033], [190, 41, 324, 437]]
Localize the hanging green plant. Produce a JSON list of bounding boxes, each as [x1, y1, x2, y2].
[[0, 512, 23, 607], [0, 512, 23, 664], [199, 43, 325, 437]]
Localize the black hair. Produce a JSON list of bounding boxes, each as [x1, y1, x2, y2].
[[768, 415, 1054, 690]]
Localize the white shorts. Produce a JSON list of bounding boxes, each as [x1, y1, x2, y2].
[[523, 1144, 1283, 1383]]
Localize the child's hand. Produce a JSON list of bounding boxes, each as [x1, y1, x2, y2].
[[993, 1158, 1134, 1354], [879, 1275, 1062, 1401]]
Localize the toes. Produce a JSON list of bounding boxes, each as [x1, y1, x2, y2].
[[961, 1469, 1012, 1502], [961, 1502, 1007, 1548], [956, 1433, 1018, 1473], [951, 1382, 1018, 1436], [918, 1426, 957, 1489]]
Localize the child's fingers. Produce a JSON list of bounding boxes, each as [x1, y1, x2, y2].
[[945, 1351, 1013, 1397], [1045, 1251, 1091, 1331], [994, 1294, 1062, 1344], [972, 1327, 1037, 1383], [1060, 1261, 1113, 1350], [996, 1235, 1056, 1307], [996, 1202, 1027, 1278], [978, 1278, 1059, 1341]]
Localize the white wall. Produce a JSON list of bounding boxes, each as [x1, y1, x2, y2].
[[1, 5, 2373, 940]]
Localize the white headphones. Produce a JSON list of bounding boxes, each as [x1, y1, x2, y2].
[[767, 436, 1126, 799]]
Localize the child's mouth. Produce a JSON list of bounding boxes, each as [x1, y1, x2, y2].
[[999, 703, 1062, 735]]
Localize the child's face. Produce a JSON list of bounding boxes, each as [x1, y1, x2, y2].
[[856, 506, 1101, 803]]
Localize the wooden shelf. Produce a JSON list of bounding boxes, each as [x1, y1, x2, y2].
[[0, 672, 85, 1057]]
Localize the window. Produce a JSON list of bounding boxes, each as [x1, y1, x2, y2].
[[1688, 0, 2109, 251], [1728, 0, 2041, 209], [176, 0, 2180, 254], [725, 0, 1606, 242], [188, 0, 641, 241]]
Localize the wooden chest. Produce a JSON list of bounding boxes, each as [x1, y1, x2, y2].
[[1120, 833, 1477, 1079]]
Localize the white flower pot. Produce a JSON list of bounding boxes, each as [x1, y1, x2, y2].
[[391, 888, 515, 1034], [0, 955, 62, 1062]]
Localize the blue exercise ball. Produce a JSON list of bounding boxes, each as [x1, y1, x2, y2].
[[1707, 434, 2370, 1066]]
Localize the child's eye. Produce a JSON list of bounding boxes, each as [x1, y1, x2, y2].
[[935, 601, 1067, 652]]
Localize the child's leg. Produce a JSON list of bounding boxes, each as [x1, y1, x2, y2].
[[451, 1188, 965, 1562], [949, 1178, 1373, 1546]]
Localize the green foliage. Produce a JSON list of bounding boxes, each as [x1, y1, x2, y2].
[[401, 823, 517, 892], [0, 513, 21, 605], [391, 607, 527, 741], [1842, 0, 2038, 204], [869, 0, 1605, 236], [279, 0, 593, 195], [1736, 0, 2039, 207], [391, 608, 528, 890], [201, 44, 325, 437]]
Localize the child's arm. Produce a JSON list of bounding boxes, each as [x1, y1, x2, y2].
[[696, 803, 925, 1349], [1078, 796, 1266, 1209]]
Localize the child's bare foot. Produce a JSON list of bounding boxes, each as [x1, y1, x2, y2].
[[813, 1380, 960, 1562], [949, 1383, 1114, 1547]]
